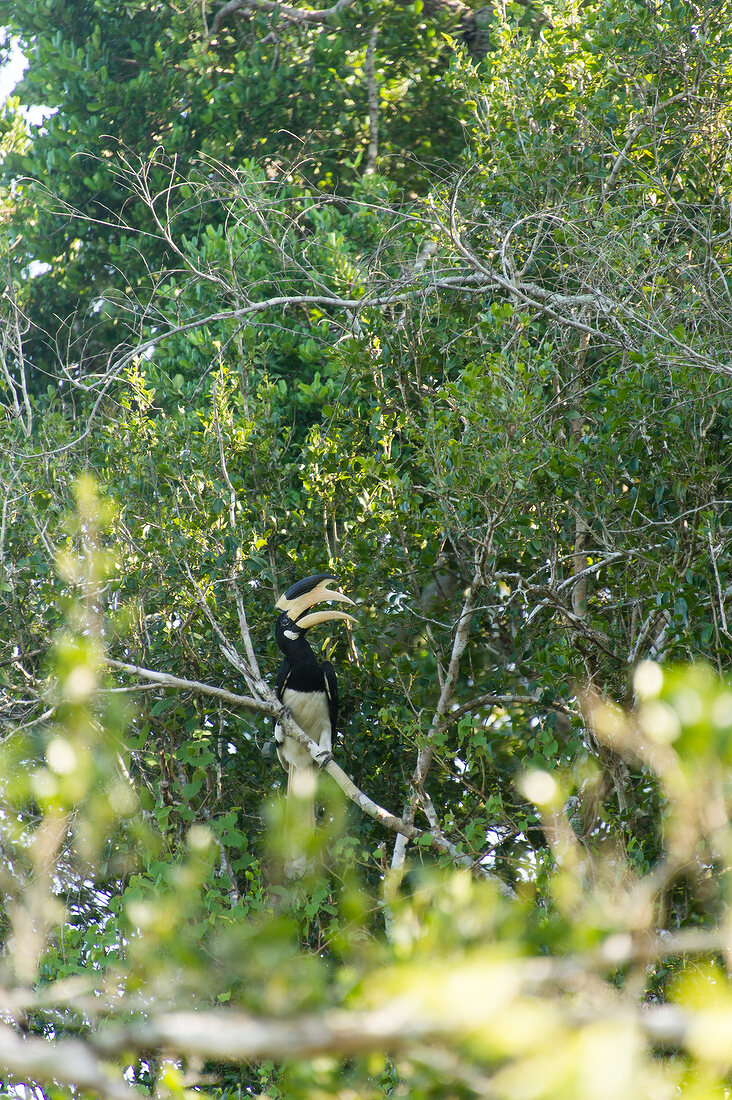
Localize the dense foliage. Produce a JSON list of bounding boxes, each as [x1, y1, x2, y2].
[[0, 0, 731, 1096]]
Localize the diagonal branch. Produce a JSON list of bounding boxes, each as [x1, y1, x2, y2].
[[267, 685, 496, 872], [105, 658, 270, 714], [105, 657, 492, 875], [602, 89, 692, 198]]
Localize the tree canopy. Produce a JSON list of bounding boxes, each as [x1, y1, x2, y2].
[[0, 0, 731, 1096]]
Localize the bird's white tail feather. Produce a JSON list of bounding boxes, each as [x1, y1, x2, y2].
[[284, 763, 316, 878], [287, 762, 316, 830]]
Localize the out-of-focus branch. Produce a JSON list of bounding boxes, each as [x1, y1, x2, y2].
[[0, 922, 723, 1096], [92, 944, 720, 1060], [98, 1005, 433, 1062], [0, 1024, 135, 1100]]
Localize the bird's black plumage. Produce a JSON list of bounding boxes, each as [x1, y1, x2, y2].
[[274, 613, 339, 751], [273, 613, 341, 805]]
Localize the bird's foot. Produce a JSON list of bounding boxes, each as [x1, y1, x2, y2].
[[315, 749, 333, 770], [277, 703, 293, 723]]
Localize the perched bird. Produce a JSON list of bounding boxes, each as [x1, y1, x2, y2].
[[274, 574, 356, 824]]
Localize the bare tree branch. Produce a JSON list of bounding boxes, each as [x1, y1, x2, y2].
[[364, 26, 379, 176], [438, 693, 577, 731], [0, 924, 718, 1098], [602, 89, 693, 198], [105, 658, 270, 714], [392, 561, 485, 874], [0, 1024, 135, 1100], [211, 0, 357, 36], [105, 655, 493, 874]]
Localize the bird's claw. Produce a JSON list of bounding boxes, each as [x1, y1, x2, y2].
[[315, 750, 333, 770]]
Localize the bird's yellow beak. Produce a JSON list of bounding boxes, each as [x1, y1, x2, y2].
[[276, 573, 357, 628]]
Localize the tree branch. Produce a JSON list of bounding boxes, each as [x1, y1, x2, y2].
[[364, 26, 379, 176], [105, 657, 491, 875], [211, 0, 356, 35], [105, 658, 270, 714], [98, 1005, 434, 1062], [392, 564, 484, 873], [438, 693, 578, 731], [0, 1025, 135, 1100], [602, 89, 692, 198]]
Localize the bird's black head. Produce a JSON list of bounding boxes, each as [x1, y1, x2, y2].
[[274, 611, 307, 650]]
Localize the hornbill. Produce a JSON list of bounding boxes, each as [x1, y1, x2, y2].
[[273, 574, 356, 822]]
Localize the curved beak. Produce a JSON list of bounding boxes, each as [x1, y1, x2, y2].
[[296, 608, 357, 630], [276, 573, 356, 625]]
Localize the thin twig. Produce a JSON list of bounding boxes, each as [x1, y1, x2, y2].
[[364, 26, 379, 176]]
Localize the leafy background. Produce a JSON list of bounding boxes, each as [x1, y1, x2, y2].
[[0, 0, 731, 1096]]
